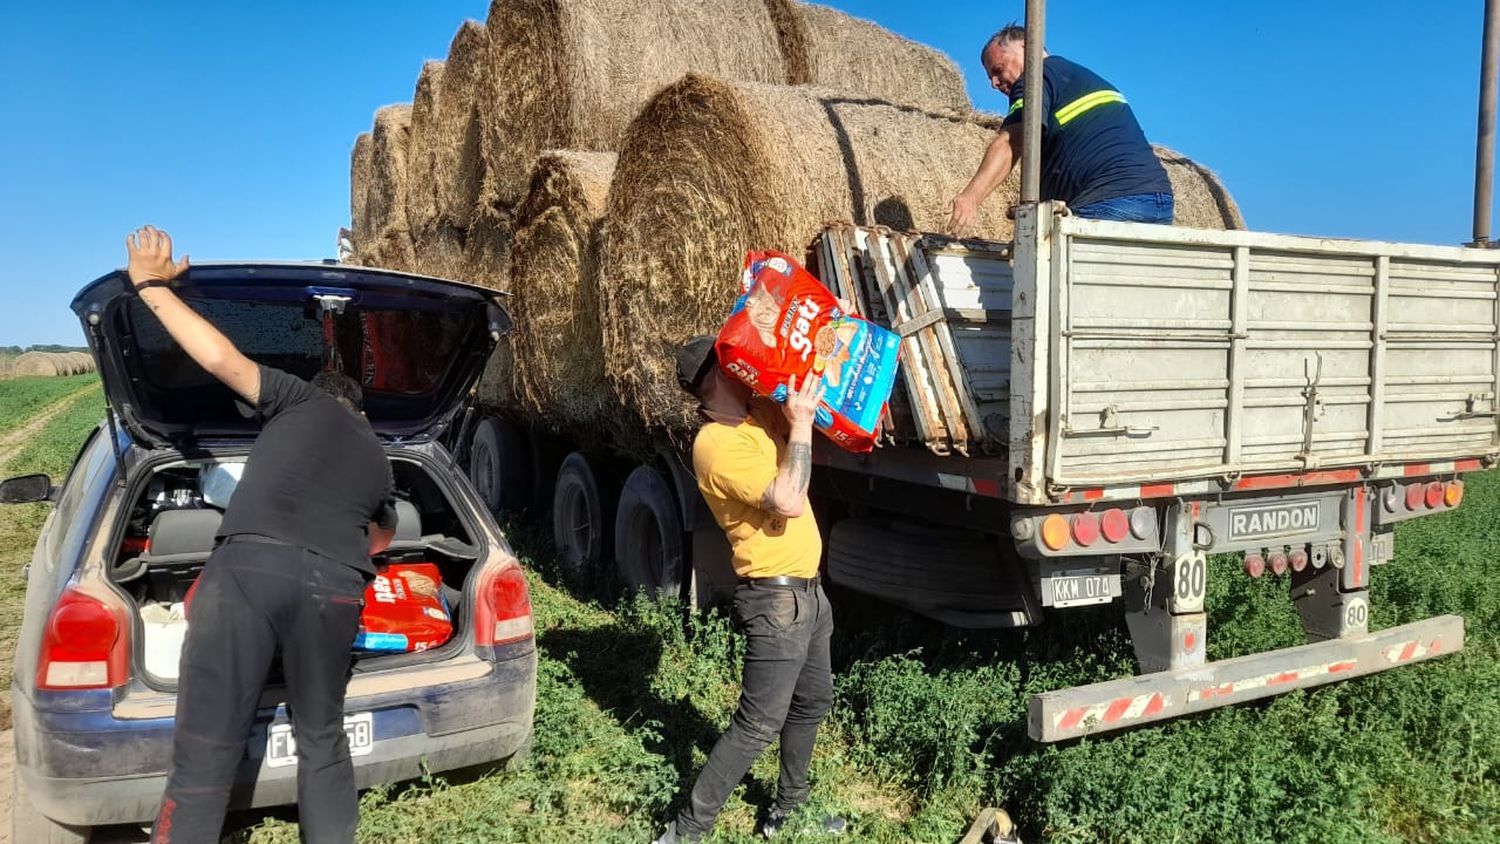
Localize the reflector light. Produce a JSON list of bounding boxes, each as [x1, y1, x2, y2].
[[1100, 509, 1129, 543], [1445, 481, 1464, 508], [1129, 507, 1154, 539], [1269, 552, 1289, 577], [1404, 484, 1423, 511], [1040, 515, 1070, 551], [1244, 554, 1266, 578], [1289, 549, 1309, 572], [1381, 487, 1400, 514], [1071, 513, 1100, 547], [1424, 482, 1443, 509]]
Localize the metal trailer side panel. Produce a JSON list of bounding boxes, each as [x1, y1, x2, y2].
[[1043, 213, 1500, 492]]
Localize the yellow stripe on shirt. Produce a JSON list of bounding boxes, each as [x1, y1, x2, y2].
[[1054, 89, 1126, 125]]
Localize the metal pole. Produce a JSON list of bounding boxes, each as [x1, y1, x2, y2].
[[1475, 0, 1499, 246], [1020, 0, 1046, 205]]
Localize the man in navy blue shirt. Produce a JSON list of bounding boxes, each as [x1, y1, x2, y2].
[[946, 24, 1173, 236]]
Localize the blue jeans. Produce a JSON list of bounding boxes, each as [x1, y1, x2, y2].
[[1072, 192, 1174, 224]]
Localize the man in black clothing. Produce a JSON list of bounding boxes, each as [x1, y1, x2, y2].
[[126, 227, 398, 844], [946, 23, 1174, 236]]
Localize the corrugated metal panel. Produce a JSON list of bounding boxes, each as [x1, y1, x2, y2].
[[1047, 216, 1500, 490]]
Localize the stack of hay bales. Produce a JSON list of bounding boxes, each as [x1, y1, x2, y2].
[[345, 0, 1244, 437]]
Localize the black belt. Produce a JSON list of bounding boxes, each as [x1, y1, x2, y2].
[[739, 574, 819, 590], [218, 533, 293, 548]]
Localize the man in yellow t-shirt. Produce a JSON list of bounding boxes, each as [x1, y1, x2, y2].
[[653, 336, 845, 843]]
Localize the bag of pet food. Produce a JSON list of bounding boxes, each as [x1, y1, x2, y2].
[[715, 250, 900, 452], [354, 562, 454, 653]]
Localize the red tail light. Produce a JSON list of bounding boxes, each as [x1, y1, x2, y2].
[[1289, 549, 1309, 572], [1268, 552, 1289, 577], [1424, 482, 1443, 510], [474, 563, 533, 647], [1404, 484, 1424, 511], [1099, 509, 1129, 544], [37, 586, 129, 690], [1071, 513, 1100, 547], [1244, 553, 1266, 578]]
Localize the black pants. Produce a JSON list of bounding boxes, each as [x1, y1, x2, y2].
[[676, 580, 834, 837], [152, 538, 367, 844]]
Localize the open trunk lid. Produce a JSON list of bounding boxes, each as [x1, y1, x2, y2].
[[71, 262, 509, 445]]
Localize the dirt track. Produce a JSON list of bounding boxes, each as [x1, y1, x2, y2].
[[0, 383, 100, 470]]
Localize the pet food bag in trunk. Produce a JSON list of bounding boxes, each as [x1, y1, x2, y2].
[[355, 562, 454, 652], [715, 251, 900, 452]]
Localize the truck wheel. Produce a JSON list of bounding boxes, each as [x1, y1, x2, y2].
[[614, 465, 685, 599], [553, 453, 611, 589], [12, 776, 89, 844], [469, 418, 531, 515]]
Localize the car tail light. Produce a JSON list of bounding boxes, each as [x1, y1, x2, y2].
[[1445, 481, 1464, 508], [474, 562, 533, 647], [1244, 553, 1266, 578], [1100, 509, 1129, 544], [37, 586, 129, 690], [1071, 513, 1100, 547], [1040, 515, 1070, 551], [1404, 484, 1424, 511]]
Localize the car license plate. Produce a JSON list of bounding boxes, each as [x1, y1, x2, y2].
[[263, 712, 374, 768], [1041, 573, 1120, 608]]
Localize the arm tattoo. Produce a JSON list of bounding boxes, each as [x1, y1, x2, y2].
[[787, 442, 812, 497]]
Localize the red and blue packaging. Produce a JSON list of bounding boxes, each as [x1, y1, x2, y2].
[[354, 562, 454, 653], [715, 250, 900, 452]]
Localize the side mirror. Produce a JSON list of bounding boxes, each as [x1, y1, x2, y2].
[[0, 474, 53, 504]]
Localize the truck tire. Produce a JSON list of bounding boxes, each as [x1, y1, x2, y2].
[[614, 465, 686, 599], [469, 418, 531, 515], [827, 518, 1037, 628], [552, 453, 612, 589], [12, 776, 88, 844]]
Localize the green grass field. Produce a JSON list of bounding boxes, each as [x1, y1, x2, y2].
[[0, 374, 100, 437], [0, 385, 106, 729], [3, 395, 1496, 843]]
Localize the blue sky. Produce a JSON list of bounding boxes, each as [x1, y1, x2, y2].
[[0, 1, 1491, 346]]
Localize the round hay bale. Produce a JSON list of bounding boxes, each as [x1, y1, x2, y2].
[[480, 0, 795, 211], [412, 223, 469, 282], [57, 353, 81, 376], [367, 104, 414, 248], [350, 132, 375, 245], [509, 150, 616, 430], [599, 74, 1011, 431], [350, 227, 416, 273], [1155, 145, 1245, 230], [434, 21, 491, 229], [462, 213, 517, 410], [14, 352, 60, 377], [405, 60, 448, 238], [791, 3, 969, 113], [69, 351, 96, 374]]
